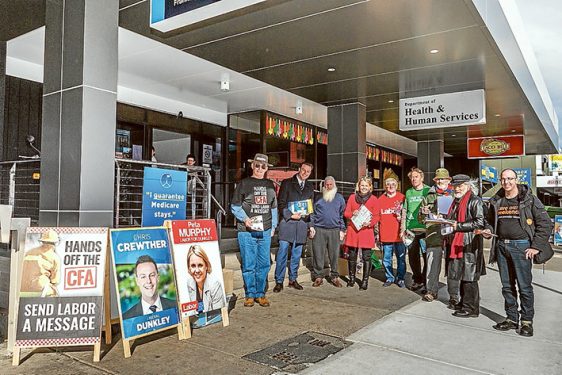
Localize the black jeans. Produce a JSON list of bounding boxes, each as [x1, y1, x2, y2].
[[460, 280, 480, 314], [408, 233, 427, 284], [497, 239, 534, 322]]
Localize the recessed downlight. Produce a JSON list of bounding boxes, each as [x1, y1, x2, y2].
[[451, 134, 456, 137], [495, 114, 501, 117], [388, 100, 394, 103], [430, 49, 439, 54], [328, 67, 336, 72]]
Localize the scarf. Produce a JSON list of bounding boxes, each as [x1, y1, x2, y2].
[[435, 184, 453, 196], [355, 192, 372, 205], [448, 191, 472, 259]]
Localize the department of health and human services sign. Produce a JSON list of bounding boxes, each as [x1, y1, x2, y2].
[[399, 89, 486, 131], [151, 0, 267, 32]]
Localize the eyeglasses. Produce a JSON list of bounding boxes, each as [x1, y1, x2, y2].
[[500, 177, 516, 182], [254, 163, 268, 170]]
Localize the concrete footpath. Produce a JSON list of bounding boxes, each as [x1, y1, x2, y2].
[[1, 252, 561, 374], [303, 261, 562, 375]]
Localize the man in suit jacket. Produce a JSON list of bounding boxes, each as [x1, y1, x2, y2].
[[123, 255, 176, 319], [273, 162, 315, 292]]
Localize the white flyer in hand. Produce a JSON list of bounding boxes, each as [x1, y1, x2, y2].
[[249, 215, 264, 231], [351, 205, 372, 230]]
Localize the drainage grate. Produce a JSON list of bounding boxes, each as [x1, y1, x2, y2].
[[242, 331, 350, 373]]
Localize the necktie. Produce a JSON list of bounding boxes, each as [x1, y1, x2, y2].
[[300, 181, 304, 190], [149, 305, 157, 313]]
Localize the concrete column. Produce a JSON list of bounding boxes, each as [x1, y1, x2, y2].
[[327, 103, 366, 183], [39, 0, 118, 226], [0, 42, 6, 160], [417, 140, 444, 182]]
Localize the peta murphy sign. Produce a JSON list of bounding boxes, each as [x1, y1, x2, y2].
[[151, 0, 267, 32], [399, 89, 486, 131]]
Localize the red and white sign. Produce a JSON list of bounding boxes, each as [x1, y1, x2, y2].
[[467, 135, 524, 159], [169, 220, 226, 318]]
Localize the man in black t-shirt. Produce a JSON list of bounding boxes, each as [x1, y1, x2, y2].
[[483, 168, 553, 337], [231, 153, 278, 308]]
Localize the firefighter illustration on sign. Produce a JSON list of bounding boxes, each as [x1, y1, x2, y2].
[[20, 229, 61, 297]]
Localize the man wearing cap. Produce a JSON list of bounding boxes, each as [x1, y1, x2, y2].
[[418, 168, 459, 305], [402, 167, 430, 291], [274, 162, 314, 292], [482, 168, 553, 337], [231, 153, 278, 307], [20, 230, 61, 297], [445, 174, 486, 318]]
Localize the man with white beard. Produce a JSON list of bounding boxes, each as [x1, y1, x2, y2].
[[309, 176, 347, 287]]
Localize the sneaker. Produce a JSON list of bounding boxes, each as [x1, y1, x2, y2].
[[519, 321, 533, 337], [493, 320, 518, 331], [396, 280, 406, 288], [255, 297, 270, 307], [243, 298, 255, 307], [332, 278, 343, 288], [422, 293, 436, 302], [383, 280, 393, 287], [312, 278, 324, 287]]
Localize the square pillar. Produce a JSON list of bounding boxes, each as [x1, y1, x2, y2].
[[327, 103, 366, 183], [39, 0, 118, 226], [417, 140, 444, 182]]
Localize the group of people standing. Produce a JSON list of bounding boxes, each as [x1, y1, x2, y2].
[[231, 153, 553, 337]]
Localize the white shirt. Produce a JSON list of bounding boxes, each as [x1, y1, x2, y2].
[[141, 296, 163, 315]]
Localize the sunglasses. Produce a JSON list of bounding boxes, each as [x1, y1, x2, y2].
[[254, 163, 268, 170]]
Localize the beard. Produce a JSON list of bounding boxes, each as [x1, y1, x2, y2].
[[323, 187, 337, 202]]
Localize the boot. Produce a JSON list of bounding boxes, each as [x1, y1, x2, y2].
[[347, 259, 356, 287], [360, 259, 372, 290]]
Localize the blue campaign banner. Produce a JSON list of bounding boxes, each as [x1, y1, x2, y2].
[[110, 227, 179, 339], [555, 215, 562, 246], [480, 164, 498, 183], [142, 167, 187, 227], [513, 168, 531, 186]]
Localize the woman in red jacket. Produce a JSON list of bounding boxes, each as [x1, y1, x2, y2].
[[344, 176, 380, 290]]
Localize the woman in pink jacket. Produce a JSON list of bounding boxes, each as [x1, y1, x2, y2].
[[344, 176, 380, 290]]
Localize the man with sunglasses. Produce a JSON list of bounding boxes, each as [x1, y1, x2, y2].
[[482, 168, 553, 337], [231, 153, 278, 308]]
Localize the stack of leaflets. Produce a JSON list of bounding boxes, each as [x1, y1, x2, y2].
[[288, 199, 313, 216], [437, 195, 454, 215], [249, 215, 264, 231], [351, 205, 372, 230]]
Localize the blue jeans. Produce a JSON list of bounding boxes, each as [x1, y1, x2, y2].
[[238, 229, 272, 298], [275, 240, 303, 283], [497, 239, 534, 322], [382, 242, 406, 283]]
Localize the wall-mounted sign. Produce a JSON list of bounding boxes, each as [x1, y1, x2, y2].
[[513, 168, 531, 187], [151, 0, 267, 32], [202, 144, 213, 165], [399, 89, 485, 131], [536, 175, 562, 188], [549, 155, 562, 172], [467, 135, 524, 159], [480, 164, 498, 183]]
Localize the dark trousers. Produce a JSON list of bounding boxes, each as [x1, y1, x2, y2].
[[497, 239, 534, 322], [408, 233, 427, 284], [460, 280, 480, 314], [348, 248, 372, 268]]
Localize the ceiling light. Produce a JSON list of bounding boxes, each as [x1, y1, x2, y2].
[[495, 114, 501, 117], [430, 49, 439, 54], [220, 73, 230, 92], [328, 67, 336, 72], [388, 100, 394, 103], [451, 134, 456, 137], [511, 129, 516, 133]]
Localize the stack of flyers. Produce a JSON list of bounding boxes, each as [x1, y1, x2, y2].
[[249, 215, 264, 231], [288, 199, 313, 216], [351, 205, 372, 230]]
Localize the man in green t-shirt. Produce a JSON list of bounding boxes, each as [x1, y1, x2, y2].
[[402, 167, 430, 291]]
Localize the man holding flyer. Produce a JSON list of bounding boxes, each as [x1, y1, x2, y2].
[[231, 153, 278, 307], [274, 162, 314, 292]]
